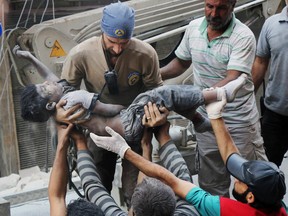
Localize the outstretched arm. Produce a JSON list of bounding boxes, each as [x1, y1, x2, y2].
[[90, 97, 240, 199], [206, 93, 239, 163], [90, 127, 196, 199], [13, 45, 59, 82], [48, 123, 74, 216]]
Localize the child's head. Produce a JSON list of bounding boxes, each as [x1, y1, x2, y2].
[[21, 84, 56, 122]]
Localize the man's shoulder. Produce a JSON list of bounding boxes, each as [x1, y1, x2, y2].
[[128, 38, 157, 56], [233, 18, 254, 37], [69, 36, 101, 54], [263, 12, 284, 28], [187, 17, 204, 30]]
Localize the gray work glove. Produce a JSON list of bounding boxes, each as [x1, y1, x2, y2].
[[90, 126, 131, 159], [62, 90, 96, 110], [206, 91, 227, 119]]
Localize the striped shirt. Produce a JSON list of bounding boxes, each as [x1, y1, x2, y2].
[[176, 14, 259, 126], [77, 140, 199, 215]]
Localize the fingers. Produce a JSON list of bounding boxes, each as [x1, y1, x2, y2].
[[105, 126, 115, 136], [142, 102, 164, 127], [90, 132, 98, 141], [66, 104, 83, 117], [56, 99, 67, 109], [90, 132, 111, 151], [148, 102, 157, 120], [12, 45, 19, 55], [68, 108, 85, 122]]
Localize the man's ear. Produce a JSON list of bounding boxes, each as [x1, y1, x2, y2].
[[246, 191, 255, 204], [46, 102, 56, 111]]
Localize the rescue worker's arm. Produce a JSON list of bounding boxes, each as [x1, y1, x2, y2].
[[48, 123, 73, 216], [90, 98, 238, 199], [252, 56, 269, 93], [160, 57, 192, 80]]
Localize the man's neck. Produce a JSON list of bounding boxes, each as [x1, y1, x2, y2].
[[207, 19, 232, 41]]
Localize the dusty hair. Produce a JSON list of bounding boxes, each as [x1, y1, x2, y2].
[[20, 84, 54, 122], [131, 177, 176, 216]]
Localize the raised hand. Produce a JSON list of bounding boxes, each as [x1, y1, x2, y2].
[[54, 99, 87, 124], [142, 102, 169, 127], [13, 45, 33, 59], [90, 126, 130, 158], [206, 93, 227, 119]]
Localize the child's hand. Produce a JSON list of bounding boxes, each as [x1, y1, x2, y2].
[[12, 45, 32, 59]]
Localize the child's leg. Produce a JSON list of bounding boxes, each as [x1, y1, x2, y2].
[[203, 73, 247, 103], [177, 109, 212, 133], [191, 112, 212, 133]]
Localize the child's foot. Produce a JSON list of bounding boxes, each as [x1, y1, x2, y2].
[[218, 73, 247, 102]]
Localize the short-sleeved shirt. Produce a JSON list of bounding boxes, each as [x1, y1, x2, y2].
[[175, 14, 258, 126], [186, 187, 288, 216], [256, 7, 288, 116], [61, 36, 163, 106]]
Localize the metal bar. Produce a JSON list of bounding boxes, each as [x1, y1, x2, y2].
[[144, 0, 266, 44]]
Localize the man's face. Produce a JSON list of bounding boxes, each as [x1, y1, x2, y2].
[[102, 34, 130, 57], [205, 0, 235, 30], [232, 179, 249, 203], [36, 81, 63, 101]]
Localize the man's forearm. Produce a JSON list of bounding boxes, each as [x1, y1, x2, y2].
[[252, 56, 269, 93], [160, 58, 191, 80], [210, 118, 239, 163], [125, 149, 178, 187], [48, 142, 68, 212], [125, 149, 197, 199]]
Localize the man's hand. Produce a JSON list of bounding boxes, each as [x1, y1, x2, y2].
[[90, 127, 130, 159], [56, 123, 74, 148], [142, 102, 169, 127], [54, 99, 87, 124], [70, 128, 87, 151], [206, 94, 227, 119]]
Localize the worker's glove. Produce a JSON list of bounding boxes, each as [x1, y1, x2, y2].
[[90, 126, 131, 159], [206, 90, 227, 119], [62, 90, 97, 111]]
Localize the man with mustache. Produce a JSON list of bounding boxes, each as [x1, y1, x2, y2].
[[160, 0, 267, 197], [56, 2, 163, 208]]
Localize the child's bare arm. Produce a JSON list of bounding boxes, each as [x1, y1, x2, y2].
[[13, 45, 59, 82], [93, 101, 125, 117]]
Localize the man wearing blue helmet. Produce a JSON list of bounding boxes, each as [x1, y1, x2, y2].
[[56, 1, 163, 207]]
